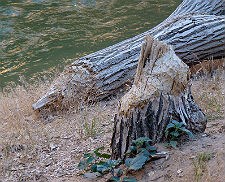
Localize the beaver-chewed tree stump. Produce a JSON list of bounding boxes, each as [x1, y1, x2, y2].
[[111, 36, 207, 159]]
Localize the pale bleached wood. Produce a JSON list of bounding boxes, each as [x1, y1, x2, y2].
[[111, 36, 206, 159]]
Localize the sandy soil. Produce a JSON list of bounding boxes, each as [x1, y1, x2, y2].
[[0, 72, 224, 182], [57, 118, 225, 182]]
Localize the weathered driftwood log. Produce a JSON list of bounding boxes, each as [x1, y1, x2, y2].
[[111, 36, 207, 159], [32, 0, 225, 110]]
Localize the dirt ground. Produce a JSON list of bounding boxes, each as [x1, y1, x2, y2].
[[56, 118, 225, 182], [0, 69, 224, 182]]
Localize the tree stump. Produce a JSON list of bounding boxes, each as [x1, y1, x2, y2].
[[111, 36, 207, 159]]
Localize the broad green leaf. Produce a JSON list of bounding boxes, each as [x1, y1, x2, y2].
[[125, 154, 148, 170], [78, 156, 100, 171], [125, 158, 133, 167], [99, 153, 111, 159], [178, 122, 184, 128], [96, 164, 110, 173], [97, 161, 106, 165], [138, 148, 150, 158], [165, 123, 175, 130], [130, 146, 137, 151], [109, 176, 120, 182], [169, 140, 178, 148], [132, 137, 151, 147], [86, 156, 95, 164], [170, 131, 180, 137], [171, 120, 180, 125], [93, 146, 111, 159], [115, 168, 123, 177], [149, 151, 157, 155], [180, 127, 194, 138], [91, 160, 110, 172], [84, 153, 92, 158], [78, 160, 87, 170], [122, 176, 137, 182], [94, 146, 104, 157], [91, 164, 97, 172], [172, 120, 183, 128], [106, 159, 121, 167], [146, 145, 157, 151]]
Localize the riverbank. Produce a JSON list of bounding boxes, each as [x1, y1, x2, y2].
[[0, 61, 224, 181]]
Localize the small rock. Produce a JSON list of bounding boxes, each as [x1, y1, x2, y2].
[[148, 171, 156, 177], [153, 157, 167, 165], [202, 133, 208, 137], [177, 169, 183, 177], [84, 172, 101, 179], [49, 143, 58, 151], [148, 171, 163, 181], [10, 144, 25, 153]]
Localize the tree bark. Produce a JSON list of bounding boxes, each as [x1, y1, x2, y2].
[[32, 0, 225, 110], [111, 36, 207, 159]]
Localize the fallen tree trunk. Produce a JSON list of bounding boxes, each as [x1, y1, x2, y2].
[[111, 36, 207, 159], [32, 0, 225, 110]]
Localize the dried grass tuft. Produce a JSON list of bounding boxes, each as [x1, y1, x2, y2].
[[191, 61, 224, 121], [0, 78, 117, 181]]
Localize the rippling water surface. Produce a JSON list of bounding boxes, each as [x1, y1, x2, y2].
[[0, 0, 180, 88]]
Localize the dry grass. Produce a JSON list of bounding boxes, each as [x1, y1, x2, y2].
[[0, 80, 49, 145], [193, 152, 211, 182], [192, 69, 224, 122], [0, 79, 117, 181], [0, 59, 224, 181]]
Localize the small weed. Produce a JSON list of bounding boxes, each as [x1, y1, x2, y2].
[[165, 120, 194, 148], [78, 146, 122, 180], [83, 117, 98, 137], [124, 137, 157, 171], [193, 152, 211, 182]]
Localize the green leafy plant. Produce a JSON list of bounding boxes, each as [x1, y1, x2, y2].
[[78, 146, 114, 171], [78, 137, 157, 182], [165, 120, 194, 148], [125, 137, 157, 171]]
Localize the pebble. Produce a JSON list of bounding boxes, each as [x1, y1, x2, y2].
[[49, 143, 58, 151], [201, 133, 208, 137], [177, 169, 184, 177]]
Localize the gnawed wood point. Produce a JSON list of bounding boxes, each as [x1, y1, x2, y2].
[[111, 36, 207, 159]]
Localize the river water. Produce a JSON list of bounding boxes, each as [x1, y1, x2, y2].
[[0, 0, 180, 88]]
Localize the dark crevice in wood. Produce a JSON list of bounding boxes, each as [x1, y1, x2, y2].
[[111, 36, 207, 159]]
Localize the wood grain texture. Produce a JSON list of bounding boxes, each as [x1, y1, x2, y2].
[[111, 36, 207, 159], [33, 0, 225, 110]]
